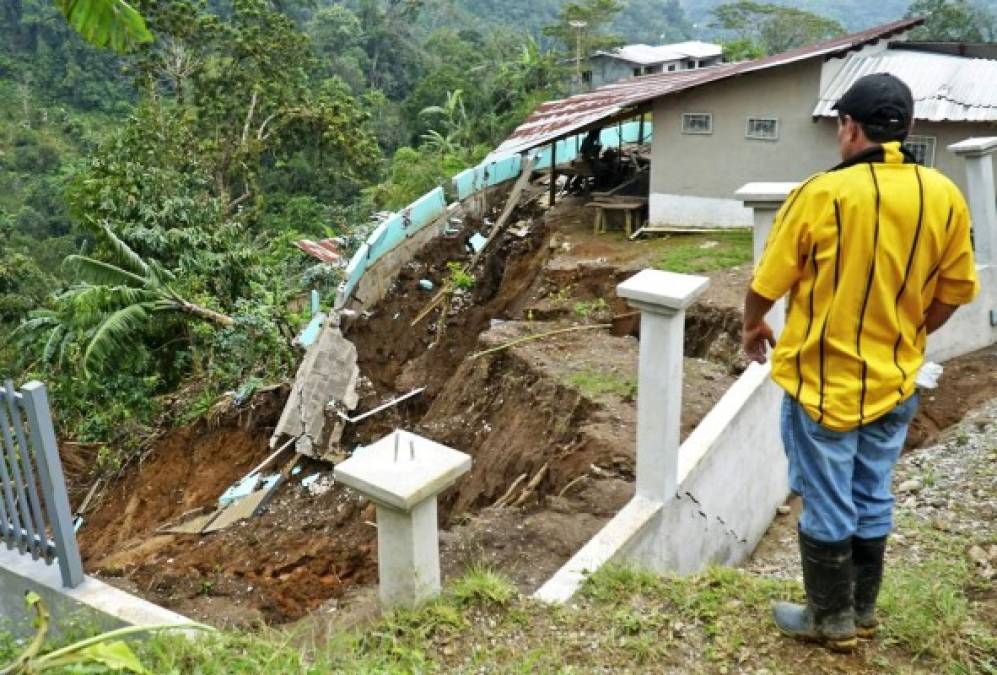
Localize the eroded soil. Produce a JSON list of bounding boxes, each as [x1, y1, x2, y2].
[[77, 189, 987, 632]]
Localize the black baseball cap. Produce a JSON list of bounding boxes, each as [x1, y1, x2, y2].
[[832, 73, 914, 132]]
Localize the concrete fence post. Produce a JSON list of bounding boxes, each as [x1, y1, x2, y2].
[[334, 430, 471, 608], [948, 137, 997, 267], [735, 182, 799, 338], [618, 270, 709, 503]]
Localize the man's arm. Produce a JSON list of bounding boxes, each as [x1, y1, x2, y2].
[[924, 299, 958, 334], [742, 288, 776, 364]]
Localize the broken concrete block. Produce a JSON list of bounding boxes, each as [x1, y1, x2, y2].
[[467, 233, 488, 253], [270, 314, 360, 460]]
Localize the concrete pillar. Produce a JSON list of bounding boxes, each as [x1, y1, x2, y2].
[[334, 430, 471, 608], [617, 270, 709, 502], [948, 137, 997, 267], [735, 182, 799, 338]]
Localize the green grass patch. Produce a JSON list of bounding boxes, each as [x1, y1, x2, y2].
[[879, 517, 996, 671], [565, 369, 636, 399], [653, 230, 753, 274], [2, 555, 990, 673], [450, 564, 516, 608]]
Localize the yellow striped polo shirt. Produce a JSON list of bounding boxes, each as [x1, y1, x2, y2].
[[752, 141, 980, 431]]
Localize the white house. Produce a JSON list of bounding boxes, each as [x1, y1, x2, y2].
[[586, 41, 723, 88]]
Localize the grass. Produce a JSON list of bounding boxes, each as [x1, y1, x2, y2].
[[1, 538, 991, 673], [565, 368, 636, 399], [653, 230, 753, 274], [879, 515, 997, 671]]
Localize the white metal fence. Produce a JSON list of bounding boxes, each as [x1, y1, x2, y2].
[[0, 381, 83, 588]]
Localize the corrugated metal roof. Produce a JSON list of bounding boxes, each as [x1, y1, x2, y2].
[[813, 49, 997, 122], [596, 41, 722, 66], [494, 17, 925, 158]]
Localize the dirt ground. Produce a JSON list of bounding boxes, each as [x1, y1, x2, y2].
[[75, 184, 992, 632], [75, 187, 753, 627]]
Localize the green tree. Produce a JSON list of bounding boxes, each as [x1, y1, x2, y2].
[[710, 1, 846, 57], [906, 0, 995, 41], [542, 0, 626, 58]]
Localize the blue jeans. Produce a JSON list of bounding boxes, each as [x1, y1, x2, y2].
[[780, 393, 918, 543]]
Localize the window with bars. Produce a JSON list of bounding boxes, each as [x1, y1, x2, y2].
[[682, 113, 713, 135], [904, 135, 937, 167], [746, 117, 779, 140]]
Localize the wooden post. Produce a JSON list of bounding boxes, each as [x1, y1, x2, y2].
[[637, 114, 645, 145], [549, 141, 557, 208]]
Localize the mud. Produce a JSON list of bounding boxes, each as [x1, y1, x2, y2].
[[80, 188, 908, 628]]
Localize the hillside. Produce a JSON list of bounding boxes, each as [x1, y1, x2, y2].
[[682, 0, 997, 31], [439, 0, 692, 43]]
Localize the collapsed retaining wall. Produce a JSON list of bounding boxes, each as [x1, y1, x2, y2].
[[337, 120, 652, 311]]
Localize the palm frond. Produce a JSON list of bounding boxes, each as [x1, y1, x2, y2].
[[96, 222, 150, 278], [11, 314, 61, 338], [42, 325, 68, 365], [59, 285, 161, 328], [83, 302, 155, 375], [63, 255, 148, 288], [54, 0, 153, 53]]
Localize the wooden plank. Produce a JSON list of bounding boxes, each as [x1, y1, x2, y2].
[[585, 202, 645, 210], [163, 512, 220, 535], [470, 154, 537, 269], [202, 483, 280, 534]]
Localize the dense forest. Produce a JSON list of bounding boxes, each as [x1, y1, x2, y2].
[[0, 0, 992, 466]]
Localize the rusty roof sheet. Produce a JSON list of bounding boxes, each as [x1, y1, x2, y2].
[[495, 17, 925, 158], [295, 238, 342, 263], [813, 49, 997, 122]]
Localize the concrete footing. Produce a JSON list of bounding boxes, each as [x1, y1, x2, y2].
[[335, 430, 471, 608]]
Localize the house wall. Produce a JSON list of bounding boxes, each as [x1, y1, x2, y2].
[[648, 57, 997, 228], [590, 56, 638, 88], [650, 59, 835, 228]]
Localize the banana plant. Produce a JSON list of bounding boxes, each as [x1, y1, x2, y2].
[[54, 0, 153, 53], [18, 223, 234, 375]]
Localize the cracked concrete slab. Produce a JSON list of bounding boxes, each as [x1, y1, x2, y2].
[[271, 314, 360, 460]]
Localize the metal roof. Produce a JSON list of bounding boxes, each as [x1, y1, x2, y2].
[[595, 41, 722, 66], [814, 49, 997, 122], [494, 17, 925, 158]]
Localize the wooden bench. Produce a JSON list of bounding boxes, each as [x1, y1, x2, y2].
[[587, 200, 647, 237]]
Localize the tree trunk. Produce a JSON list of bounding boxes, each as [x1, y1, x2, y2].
[[178, 301, 235, 327]]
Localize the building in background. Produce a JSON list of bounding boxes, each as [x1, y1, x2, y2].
[[586, 41, 723, 88], [499, 17, 997, 229]]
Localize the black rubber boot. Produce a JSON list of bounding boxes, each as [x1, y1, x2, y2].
[[853, 535, 887, 639], [773, 530, 857, 653]]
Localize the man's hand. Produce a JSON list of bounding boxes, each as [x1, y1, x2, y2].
[[742, 287, 778, 364], [742, 320, 776, 364]]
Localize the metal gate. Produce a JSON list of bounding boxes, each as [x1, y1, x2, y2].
[[0, 381, 83, 588]]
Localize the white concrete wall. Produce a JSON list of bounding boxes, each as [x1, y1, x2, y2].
[[536, 363, 786, 602], [926, 264, 997, 363], [535, 221, 994, 604], [626, 364, 786, 573], [0, 548, 192, 639], [648, 193, 753, 229]]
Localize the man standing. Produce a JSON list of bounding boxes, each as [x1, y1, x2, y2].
[[742, 73, 979, 652]]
